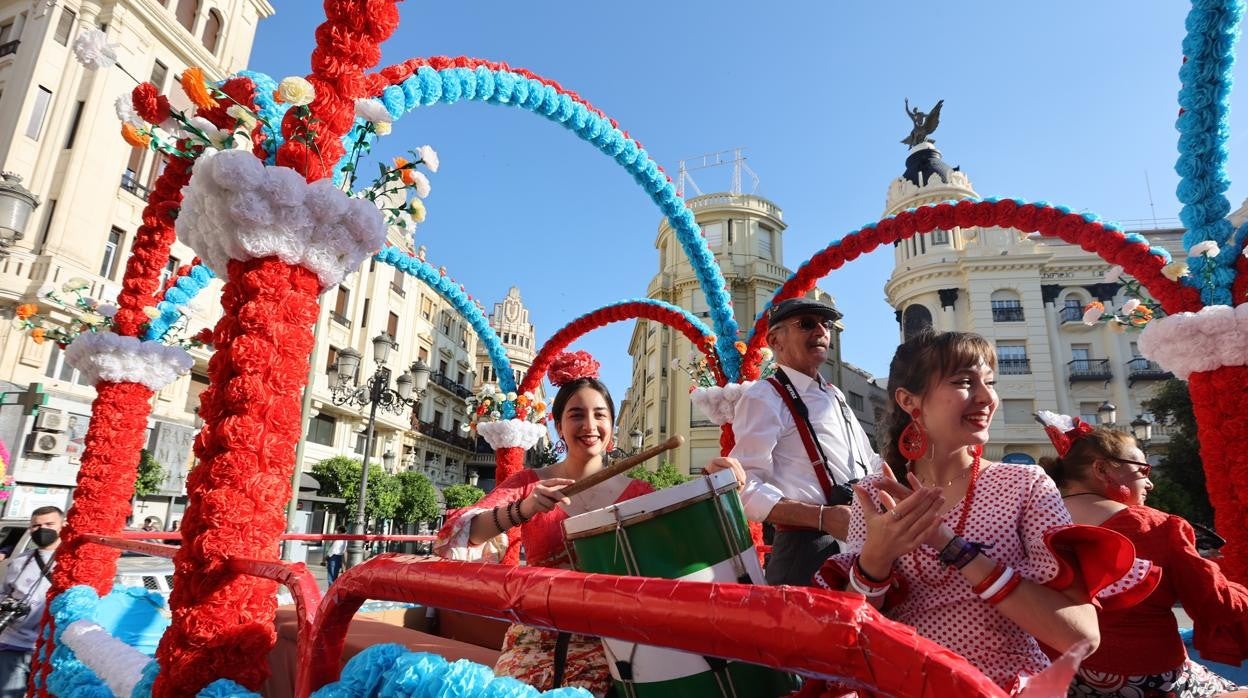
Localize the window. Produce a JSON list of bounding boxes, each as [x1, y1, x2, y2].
[[1078, 402, 1101, 427], [433, 410, 444, 428], [991, 299, 1024, 322], [63, 100, 85, 149], [702, 221, 724, 248], [159, 256, 181, 289], [481, 366, 492, 382], [176, 0, 200, 33], [391, 266, 404, 295], [1061, 296, 1084, 322], [902, 304, 933, 341], [34, 199, 55, 255], [847, 392, 865, 411], [756, 223, 774, 260], [306, 414, 335, 446], [438, 360, 448, 376], [932, 228, 949, 245], [201, 9, 222, 52], [45, 344, 87, 384], [457, 371, 465, 386], [997, 342, 1030, 375], [25, 86, 52, 140], [325, 346, 339, 374], [1130, 342, 1143, 358], [726, 219, 735, 245], [451, 419, 461, 435], [420, 296, 432, 320], [0, 21, 14, 44], [150, 60, 169, 91], [387, 312, 398, 339], [333, 286, 349, 325], [354, 431, 368, 454], [1001, 399, 1034, 425], [460, 326, 469, 349], [145, 153, 169, 190], [100, 227, 124, 278], [441, 312, 451, 335], [360, 299, 369, 328], [186, 374, 210, 415], [1071, 344, 1091, 363], [417, 347, 429, 364], [53, 7, 76, 45]]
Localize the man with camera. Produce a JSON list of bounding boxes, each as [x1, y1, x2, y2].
[[725, 298, 882, 585], [0, 506, 62, 697]]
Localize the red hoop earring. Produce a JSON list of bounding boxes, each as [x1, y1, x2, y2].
[[1104, 484, 1132, 503], [899, 410, 928, 461]]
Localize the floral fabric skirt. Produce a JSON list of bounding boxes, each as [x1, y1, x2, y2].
[[1070, 659, 1242, 697], [493, 623, 613, 697]]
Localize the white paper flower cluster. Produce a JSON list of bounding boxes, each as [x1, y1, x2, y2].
[[475, 420, 548, 450], [65, 333, 193, 390], [60, 620, 153, 698], [690, 382, 757, 425], [176, 149, 387, 289], [1138, 304, 1248, 379]]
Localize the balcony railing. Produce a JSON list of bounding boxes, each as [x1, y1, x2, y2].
[[0, 40, 18, 58], [119, 173, 151, 201], [330, 311, 351, 328], [1059, 306, 1084, 323], [1126, 357, 1172, 386], [429, 371, 472, 399], [416, 419, 476, 450], [998, 357, 1031, 375], [990, 302, 1025, 322], [1068, 358, 1112, 383]]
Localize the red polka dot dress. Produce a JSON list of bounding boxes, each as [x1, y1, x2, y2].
[[814, 462, 1072, 690]]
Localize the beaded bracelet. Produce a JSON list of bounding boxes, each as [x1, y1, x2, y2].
[[506, 501, 523, 528], [514, 499, 532, 524], [491, 506, 507, 532]]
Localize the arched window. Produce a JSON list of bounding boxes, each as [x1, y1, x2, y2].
[[989, 289, 1024, 322], [201, 9, 222, 52], [176, 0, 199, 33], [902, 304, 933, 341]]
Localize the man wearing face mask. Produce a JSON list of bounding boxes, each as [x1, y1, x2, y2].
[[0, 506, 63, 697]]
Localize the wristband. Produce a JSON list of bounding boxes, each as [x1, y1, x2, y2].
[[939, 537, 985, 569], [848, 562, 891, 598], [985, 571, 1022, 605], [971, 561, 1007, 595], [978, 566, 1016, 602], [852, 556, 893, 589]]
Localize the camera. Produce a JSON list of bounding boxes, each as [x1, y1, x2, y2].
[[827, 479, 861, 507], [0, 597, 31, 634]]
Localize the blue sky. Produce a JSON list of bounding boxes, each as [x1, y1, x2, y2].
[[250, 2, 1248, 401]]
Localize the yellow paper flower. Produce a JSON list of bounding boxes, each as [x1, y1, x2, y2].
[[180, 67, 219, 110], [409, 198, 426, 223], [374, 121, 392, 136], [226, 105, 257, 129], [274, 76, 315, 106], [142, 306, 161, 319], [63, 278, 90, 292], [1161, 262, 1189, 281]]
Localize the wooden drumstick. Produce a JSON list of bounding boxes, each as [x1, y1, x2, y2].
[[560, 435, 685, 498]]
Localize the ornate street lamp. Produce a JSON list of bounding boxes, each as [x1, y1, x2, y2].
[[1131, 415, 1154, 454], [0, 172, 40, 255], [330, 333, 426, 568], [629, 428, 643, 454], [1096, 401, 1117, 427], [468, 471, 479, 487]]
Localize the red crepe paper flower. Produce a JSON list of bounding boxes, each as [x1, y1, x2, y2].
[[548, 350, 601, 386], [132, 82, 171, 125]]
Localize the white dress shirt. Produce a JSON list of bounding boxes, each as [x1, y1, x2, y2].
[[730, 364, 883, 522]]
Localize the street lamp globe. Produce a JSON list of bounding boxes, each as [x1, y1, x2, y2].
[[0, 172, 40, 253], [1096, 401, 1117, 427], [334, 348, 362, 387], [396, 371, 413, 400], [468, 471, 479, 487], [382, 450, 396, 471], [629, 428, 643, 453], [1131, 415, 1154, 443], [410, 359, 431, 393], [372, 333, 396, 365]]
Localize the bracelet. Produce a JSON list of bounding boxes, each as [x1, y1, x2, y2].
[[851, 556, 893, 591], [507, 501, 523, 527], [817, 505, 826, 533], [971, 561, 1007, 596], [848, 563, 890, 598], [938, 537, 986, 569], [985, 571, 1022, 605], [491, 506, 507, 532], [978, 566, 1016, 602], [514, 499, 532, 524]]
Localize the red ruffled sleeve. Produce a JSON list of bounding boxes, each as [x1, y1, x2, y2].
[[433, 470, 537, 562], [1037, 524, 1158, 606], [1164, 515, 1248, 665]]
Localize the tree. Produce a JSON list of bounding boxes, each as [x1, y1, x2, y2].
[[312, 456, 400, 523], [394, 470, 440, 525], [311, 456, 359, 519], [134, 449, 166, 497], [532, 441, 559, 466], [443, 484, 485, 510], [1143, 379, 1213, 526], [626, 462, 691, 490]]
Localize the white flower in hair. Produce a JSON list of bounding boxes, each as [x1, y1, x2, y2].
[[1034, 410, 1074, 433], [72, 28, 118, 70]]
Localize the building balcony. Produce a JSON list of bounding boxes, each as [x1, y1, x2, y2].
[[1126, 357, 1172, 387], [416, 419, 476, 451], [0, 40, 18, 58], [429, 371, 472, 399], [1068, 358, 1111, 383], [1059, 306, 1084, 323], [119, 173, 151, 201], [991, 303, 1025, 322], [998, 358, 1031, 375]]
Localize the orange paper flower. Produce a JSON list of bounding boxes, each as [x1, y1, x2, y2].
[[180, 67, 218, 109], [121, 123, 150, 148], [393, 156, 417, 185], [15, 304, 37, 320], [30, 328, 45, 344], [734, 341, 748, 354]]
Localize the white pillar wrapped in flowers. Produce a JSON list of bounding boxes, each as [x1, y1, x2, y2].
[[156, 149, 386, 692]]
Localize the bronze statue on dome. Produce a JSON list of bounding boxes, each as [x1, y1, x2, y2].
[[902, 98, 944, 147]]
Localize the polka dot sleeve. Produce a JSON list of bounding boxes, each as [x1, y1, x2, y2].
[[1012, 467, 1072, 585]]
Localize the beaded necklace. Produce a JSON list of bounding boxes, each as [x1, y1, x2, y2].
[[914, 452, 981, 587]]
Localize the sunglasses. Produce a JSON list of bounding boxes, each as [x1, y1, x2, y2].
[[791, 317, 835, 332], [1109, 457, 1151, 477]]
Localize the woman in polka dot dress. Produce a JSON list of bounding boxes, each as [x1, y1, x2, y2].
[[805, 331, 1141, 694]]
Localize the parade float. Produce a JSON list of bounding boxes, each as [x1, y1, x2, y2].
[[19, 0, 1248, 696]]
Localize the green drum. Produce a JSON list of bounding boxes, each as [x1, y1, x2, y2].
[[561, 469, 798, 698]]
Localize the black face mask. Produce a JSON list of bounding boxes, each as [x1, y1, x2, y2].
[[30, 528, 58, 548]]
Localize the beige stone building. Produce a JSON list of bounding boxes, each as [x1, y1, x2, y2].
[[883, 143, 1181, 465], [617, 193, 847, 474]]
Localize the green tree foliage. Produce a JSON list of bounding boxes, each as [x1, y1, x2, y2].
[[532, 442, 559, 466], [312, 456, 400, 522], [133, 449, 166, 497], [626, 462, 691, 490], [394, 470, 440, 525], [443, 484, 485, 510], [312, 456, 359, 519], [1142, 379, 1213, 526]]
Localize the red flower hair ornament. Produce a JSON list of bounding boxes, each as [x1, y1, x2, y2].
[[1035, 410, 1095, 457], [548, 350, 600, 387]]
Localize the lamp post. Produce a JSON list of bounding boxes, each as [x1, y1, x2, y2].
[[468, 471, 479, 487], [629, 428, 643, 454], [1096, 401, 1117, 427], [330, 333, 431, 568], [0, 172, 40, 256], [1131, 414, 1154, 455]]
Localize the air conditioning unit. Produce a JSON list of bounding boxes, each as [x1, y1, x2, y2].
[[34, 409, 67, 432], [28, 431, 67, 456]]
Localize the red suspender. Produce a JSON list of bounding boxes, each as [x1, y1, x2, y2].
[[767, 376, 835, 505]]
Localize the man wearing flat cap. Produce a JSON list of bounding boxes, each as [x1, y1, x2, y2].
[[729, 297, 882, 585]]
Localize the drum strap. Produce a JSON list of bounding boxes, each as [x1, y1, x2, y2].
[[551, 631, 571, 688], [704, 656, 739, 698]]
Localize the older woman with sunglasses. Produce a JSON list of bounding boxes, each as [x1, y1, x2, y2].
[[1038, 412, 1248, 696]]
